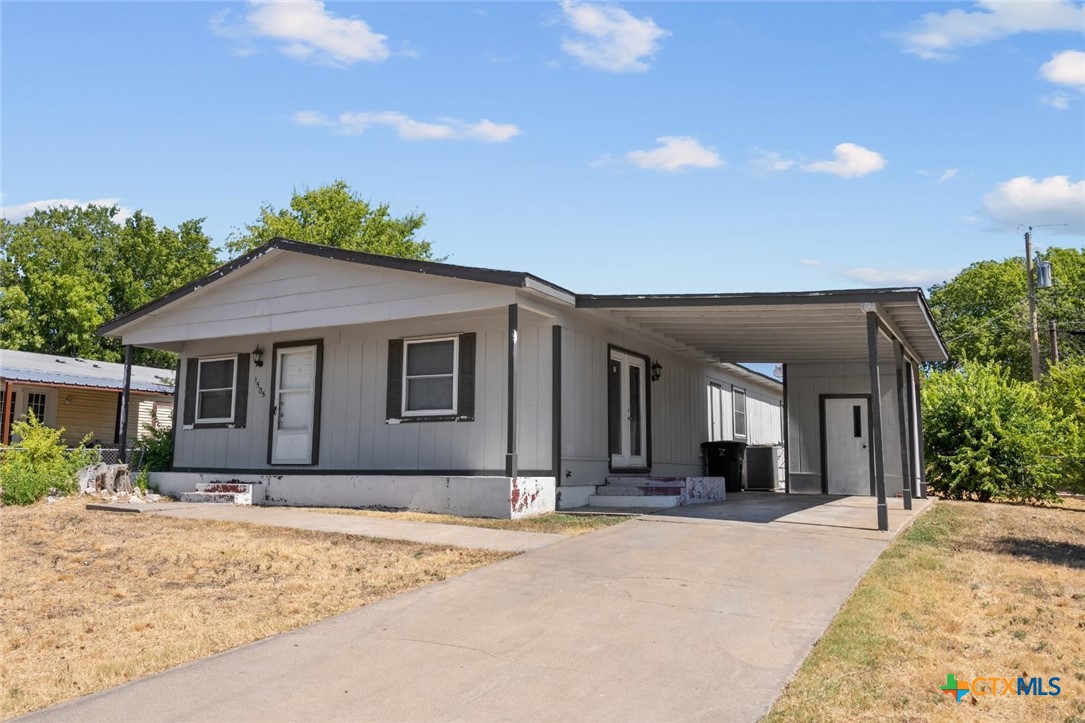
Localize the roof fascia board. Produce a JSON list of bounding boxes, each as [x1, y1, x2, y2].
[[576, 288, 922, 309]]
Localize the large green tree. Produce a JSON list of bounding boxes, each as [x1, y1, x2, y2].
[[225, 181, 432, 259], [1, 204, 217, 368], [928, 246, 1085, 380]]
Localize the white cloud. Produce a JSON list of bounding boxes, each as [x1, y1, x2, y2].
[[840, 267, 956, 288], [1041, 49, 1085, 89], [559, 1, 669, 73], [212, 0, 390, 67], [982, 175, 1085, 234], [1043, 91, 1071, 109], [748, 149, 795, 176], [800, 143, 887, 179], [291, 110, 331, 126], [895, 0, 1085, 60], [624, 136, 723, 172], [0, 198, 133, 224], [293, 110, 521, 143], [937, 168, 959, 183], [798, 259, 822, 267]]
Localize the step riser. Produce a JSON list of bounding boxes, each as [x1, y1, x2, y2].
[[179, 492, 239, 504], [586, 495, 681, 509], [193, 482, 254, 505], [594, 486, 684, 496]]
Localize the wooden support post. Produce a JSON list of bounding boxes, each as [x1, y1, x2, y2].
[[117, 344, 133, 464], [913, 365, 928, 498], [867, 312, 889, 532], [782, 364, 791, 495], [894, 342, 912, 511], [505, 304, 519, 477], [1, 381, 12, 446], [905, 361, 920, 500]]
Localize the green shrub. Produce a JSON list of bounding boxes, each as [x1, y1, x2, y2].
[[923, 362, 1060, 503], [138, 423, 173, 472], [0, 412, 96, 505], [1039, 358, 1085, 494]]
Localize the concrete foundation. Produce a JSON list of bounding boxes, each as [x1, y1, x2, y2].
[[150, 473, 556, 519]]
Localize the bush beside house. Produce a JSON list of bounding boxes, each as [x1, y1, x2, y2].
[[0, 413, 96, 505], [923, 359, 1084, 502]]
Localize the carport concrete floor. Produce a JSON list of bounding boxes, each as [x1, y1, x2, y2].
[[28, 494, 930, 723]]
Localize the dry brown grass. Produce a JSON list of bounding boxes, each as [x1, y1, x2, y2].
[[309, 508, 628, 536], [767, 496, 1085, 722], [0, 497, 511, 719]]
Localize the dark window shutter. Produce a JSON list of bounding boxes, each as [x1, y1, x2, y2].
[[386, 339, 404, 419], [183, 358, 198, 426], [234, 353, 250, 427], [458, 333, 476, 420]]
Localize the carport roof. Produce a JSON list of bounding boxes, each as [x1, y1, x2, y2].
[[577, 288, 948, 364]]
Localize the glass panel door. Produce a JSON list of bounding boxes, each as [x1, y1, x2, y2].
[[609, 350, 648, 468]]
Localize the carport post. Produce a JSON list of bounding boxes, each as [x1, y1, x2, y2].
[[912, 365, 928, 498], [866, 312, 889, 532], [505, 304, 518, 477], [894, 342, 912, 510], [118, 344, 133, 464]]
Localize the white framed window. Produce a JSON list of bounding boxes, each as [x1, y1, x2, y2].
[[196, 355, 238, 423], [733, 387, 747, 439], [402, 336, 458, 417]]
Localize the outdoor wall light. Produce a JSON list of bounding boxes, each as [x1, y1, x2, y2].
[[651, 360, 663, 382], [252, 347, 264, 367]]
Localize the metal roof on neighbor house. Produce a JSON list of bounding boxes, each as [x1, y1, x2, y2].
[[0, 349, 174, 395]]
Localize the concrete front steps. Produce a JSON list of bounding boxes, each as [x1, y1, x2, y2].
[[585, 476, 727, 510], [587, 477, 685, 509], [179, 482, 253, 505]]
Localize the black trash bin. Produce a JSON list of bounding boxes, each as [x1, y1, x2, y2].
[[701, 441, 747, 493]]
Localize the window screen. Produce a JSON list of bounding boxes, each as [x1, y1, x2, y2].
[[733, 388, 747, 438], [197, 357, 236, 422], [403, 338, 457, 414]]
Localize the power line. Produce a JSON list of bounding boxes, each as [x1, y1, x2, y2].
[[943, 296, 1028, 344]]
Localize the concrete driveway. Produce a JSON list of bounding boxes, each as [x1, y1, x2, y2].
[[28, 494, 929, 722]]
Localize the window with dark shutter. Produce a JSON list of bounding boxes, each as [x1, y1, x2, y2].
[[183, 354, 247, 428], [387, 334, 475, 422]]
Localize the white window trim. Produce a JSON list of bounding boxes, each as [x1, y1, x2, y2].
[[401, 336, 459, 417], [733, 386, 747, 439], [195, 354, 238, 424]]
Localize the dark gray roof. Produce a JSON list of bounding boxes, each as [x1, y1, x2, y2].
[[0, 349, 174, 395]]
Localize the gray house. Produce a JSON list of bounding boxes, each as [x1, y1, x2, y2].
[[99, 239, 947, 527]]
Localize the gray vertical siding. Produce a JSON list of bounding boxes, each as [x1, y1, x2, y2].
[[173, 311, 518, 472], [785, 362, 903, 495], [557, 315, 783, 486]]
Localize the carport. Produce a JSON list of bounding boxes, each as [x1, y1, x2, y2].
[[577, 288, 950, 531]]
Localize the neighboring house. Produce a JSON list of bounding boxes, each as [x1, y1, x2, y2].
[[98, 238, 947, 526], [0, 349, 174, 447]]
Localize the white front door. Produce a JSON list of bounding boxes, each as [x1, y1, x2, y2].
[[824, 397, 871, 495], [6, 387, 57, 442], [608, 350, 648, 468], [271, 346, 318, 464]]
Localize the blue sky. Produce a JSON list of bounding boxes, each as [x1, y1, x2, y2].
[[3, 1, 1083, 296]]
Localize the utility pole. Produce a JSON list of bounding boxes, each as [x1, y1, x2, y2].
[[1049, 319, 1060, 365], [1024, 228, 1042, 382]]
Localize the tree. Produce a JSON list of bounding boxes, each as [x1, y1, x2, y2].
[[1, 204, 218, 368], [928, 247, 1085, 380], [225, 181, 432, 259]]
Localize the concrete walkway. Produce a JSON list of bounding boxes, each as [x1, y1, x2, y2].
[[87, 502, 566, 553], [37, 495, 930, 722]]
